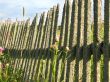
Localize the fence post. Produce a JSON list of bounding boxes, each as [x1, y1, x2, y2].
[[83, 0, 92, 82], [103, 0, 109, 82], [93, 0, 102, 82]]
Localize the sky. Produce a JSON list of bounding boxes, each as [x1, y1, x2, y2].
[[0, 0, 65, 20], [0, 0, 104, 22]]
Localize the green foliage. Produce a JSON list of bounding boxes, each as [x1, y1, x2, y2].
[[0, 53, 24, 82], [90, 55, 94, 82], [100, 55, 104, 82], [50, 46, 59, 82]]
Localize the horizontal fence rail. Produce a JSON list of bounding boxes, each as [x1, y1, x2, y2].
[[0, 0, 109, 82]]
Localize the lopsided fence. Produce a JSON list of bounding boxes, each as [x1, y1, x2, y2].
[[0, 0, 109, 82]]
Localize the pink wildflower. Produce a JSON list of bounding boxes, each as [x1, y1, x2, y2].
[[0, 47, 4, 54]]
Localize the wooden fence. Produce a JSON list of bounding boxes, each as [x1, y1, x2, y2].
[[0, 0, 109, 82]]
